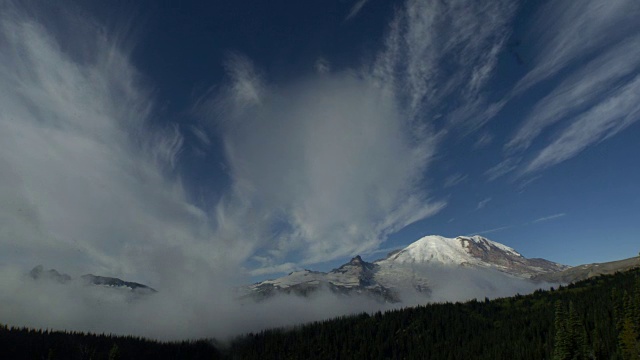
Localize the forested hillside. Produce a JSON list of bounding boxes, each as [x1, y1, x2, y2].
[[0, 327, 220, 360], [1, 268, 639, 359], [230, 269, 640, 360]]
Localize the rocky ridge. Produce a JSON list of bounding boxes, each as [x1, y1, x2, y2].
[[245, 235, 569, 303]]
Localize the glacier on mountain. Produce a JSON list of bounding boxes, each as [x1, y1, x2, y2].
[[244, 234, 568, 303]]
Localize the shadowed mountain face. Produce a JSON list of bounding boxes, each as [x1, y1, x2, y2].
[[244, 235, 569, 303], [80, 274, 157, 293], [29, 265, 72, 284], [29, 266, 156, 293], [532, 256, 640, 283], [246, 256, 401, 302]]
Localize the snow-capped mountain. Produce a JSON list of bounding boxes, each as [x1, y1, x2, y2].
[[382, 235, 567, 277], [245, 235, 568, 303], [29, 266, 156, 294], [247, 255, 400, 302]]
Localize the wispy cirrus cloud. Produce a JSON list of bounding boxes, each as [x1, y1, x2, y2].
[[532, 213, 566, 224], [486, 0, 640, 180], [473, 132, 494, 149], [468, 226, 512, 236], [525, 74, 640, 173], [372, 0, 516, 131], [345, 0, 370, 21], [516, 175, 542, 193], [476, 197, 492, 210], [484, 158, 518, 181], [513, 0, 640, 95], [189, 125, 211, 147], [468, 212, 566, 237], [508, 34, 640, 153], [443, 173, 468, 188]]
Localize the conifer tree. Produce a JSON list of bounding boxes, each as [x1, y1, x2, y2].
[[634, 277, 640, 334], [619, 291, 640, 360], [568, 301, 589, 360], [109, 343, 121, 360], [554, 301, 571, 360], [614, 288, 625, 333]]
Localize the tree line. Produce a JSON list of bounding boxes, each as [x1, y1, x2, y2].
[[229, 268, 640, 359], [0, 326, 220, 360], [1, 268, 639, 359]]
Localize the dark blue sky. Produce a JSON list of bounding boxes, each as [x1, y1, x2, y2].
[[1, 0, 639, 283]]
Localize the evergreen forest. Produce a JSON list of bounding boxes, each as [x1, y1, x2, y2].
[[1, 268, 639, 359]]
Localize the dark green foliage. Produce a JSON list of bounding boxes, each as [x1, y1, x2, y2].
[[0, 325, 220, 360], [108, 343, 121, 360], [619, 290, 640, 360], [229, 269, 640, 359], [2, 269, 640, 359], [553, 301, 590, 360], [553, 301, 571, 360]]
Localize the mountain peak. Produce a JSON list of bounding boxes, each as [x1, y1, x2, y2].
[[382, 234, 564, 277], [456, 235, 522, 257], [334, 254, 376, 274], [385, 235, 473, 266], [81, 274, 156, 293], [28, 266, 156, 293], [29, 265, 72, 284], [245, 234, 568, 303]]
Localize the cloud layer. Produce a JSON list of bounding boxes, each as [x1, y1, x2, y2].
[[0, 2, 230, 290], [198, 0, 520, 271], [206, 58, 443, 267], [1, 0, 638, 342], [496, 0, 640, 178]]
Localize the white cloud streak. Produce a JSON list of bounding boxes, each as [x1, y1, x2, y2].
[[484, 158, 518, 181], [345, 0, 370, 21], [476, 197, 492, 210], [473, 131, 493, 149], [189, 125, 211, 146], [371, 0, 515, 131], [484, 0, 640, 179], [525, 74, 640, 173], [467, 225, 511, 236], [513, 0, 640, 95], [443, 173, 468, 188], [516, 175, 542, 192], [508, 34, 640, 153], [532, 213, 566, 224]]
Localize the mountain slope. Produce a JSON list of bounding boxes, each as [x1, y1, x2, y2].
[[382, 235, 567, 277], [247, 256, 399, 302], [29, 266, 156, 293], [246, 234, 567, 302], [532, 256, 640, 283], [231, 268, 640, 360], [80, 274, 156, 293]]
